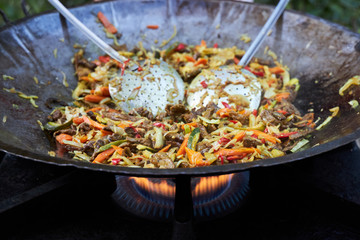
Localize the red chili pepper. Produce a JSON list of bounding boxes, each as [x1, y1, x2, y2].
[[112, 158, 121, 165], [221, 102, 231, 109], [120, 59, 130, 76], [261, 138, 266, 144], [227, 154, 247, 161], [264, 128, 269, 133], [220, 155, 224, 165], [251, 134, 258, 139], [229, 120, 238, 124], [200, 80, 208, 88], [153, 122, 166, 130], [213, 43, 218, 48], [218, 137, 230, 145], [277, 109, 288, 115], [175, 43, 186, 51], [276, 132, 298, 138], [252, 109, 258, 116], [244, 66, 264, 77], [99, 55, 110, 63], [128, 125, 140, 137]]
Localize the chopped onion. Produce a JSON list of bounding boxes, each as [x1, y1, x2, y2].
[[153, 127, 164, 149], [349, 100, 359, 108], [339, 76, 360, 96], [62, 140, 83, 148], [198, 116, 220, 124], [73, 151, 91, 161], [127, 86, 141, 100]]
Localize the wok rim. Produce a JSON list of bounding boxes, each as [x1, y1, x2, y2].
[[1, 0, 360, 177]]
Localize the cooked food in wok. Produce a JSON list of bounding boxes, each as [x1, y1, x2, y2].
[[43, 35, 316, 168]]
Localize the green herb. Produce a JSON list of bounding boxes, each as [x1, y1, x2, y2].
[[349, 100, 359, 108], [136, 144, 155, 152], [96, 140, 126, 153], [2, 74, 14, 80], [187, 127, 200, 150], [60, 71, 69, 88], [53, 48, 58, 58], [44, 120, 73, 131], [37, 120, 44, 130], [291, 139, 310, 153], [33, 76, 39, 84]]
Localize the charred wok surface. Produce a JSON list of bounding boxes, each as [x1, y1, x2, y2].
[[0, 0, 359, 175]]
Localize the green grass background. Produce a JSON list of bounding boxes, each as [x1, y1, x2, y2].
[[0, 0, 359, 33]]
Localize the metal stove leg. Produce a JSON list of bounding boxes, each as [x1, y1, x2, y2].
[[172, 175, 195, 240]]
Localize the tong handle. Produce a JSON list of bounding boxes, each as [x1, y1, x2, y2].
[[239, 0, 289, 66], [48, 0, 128, 63]]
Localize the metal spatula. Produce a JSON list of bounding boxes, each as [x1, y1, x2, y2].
[[187, 0, 289, 111], [48, 0, 185, 116]]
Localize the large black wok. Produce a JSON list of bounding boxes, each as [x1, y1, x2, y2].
[[0, 0, 359, 177]]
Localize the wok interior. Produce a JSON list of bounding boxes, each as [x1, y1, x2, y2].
[[0, 0, 359, 173]]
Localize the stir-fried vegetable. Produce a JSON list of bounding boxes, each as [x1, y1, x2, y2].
[[97, 11, 117, 34], [40, 38, 317, 168], [187, 127, 200, 150]]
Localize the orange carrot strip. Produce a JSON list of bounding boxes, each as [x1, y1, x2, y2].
[[83, 115, 105, 130], [184, 55, 196, 62], [93, 148, 116, 164], [159, 144, 171, 153], [267, 78, 276, 86], [216, 108, 234, 118], [55, 134, 72, 145], [79, 76, 93, 81], [249, 129, 281, 144], [233, 131, 246, 142], [194, 58, 208, 66], [118, 123, 130, 129], [176, 134, 190, 157], [275, 92, 290, 102], [97, 11, 117, 34], [101, 129, 113, 136], [185, 147, 210, 166], [84, 94, 107, 103], [73, 117, 85, 125], [146, 25, 159, 29], [215, 148, 260, 157], [269, 66, 285, 74], [86, 107, 103, 113], [233, 57, 240, 65], [79, 135, 88, 143], [181, 122, 197, 130], [200, 40, 207, 47], [112, 145, 124, 155], [100, 87, 111, 97]]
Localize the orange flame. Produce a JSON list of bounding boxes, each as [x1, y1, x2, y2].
[[130, 174, 234, 198], [192, 174, 234, 196], [130, 177, 175, 198]]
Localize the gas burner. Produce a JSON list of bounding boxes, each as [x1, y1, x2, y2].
[[111, 172, 250, 221]]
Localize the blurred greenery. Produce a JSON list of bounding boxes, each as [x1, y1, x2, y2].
[[257, 0, 360, 33], [0, 0, 89, 24], [0, 0, 359, 33]]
